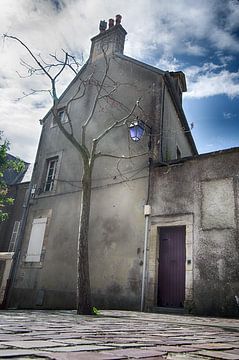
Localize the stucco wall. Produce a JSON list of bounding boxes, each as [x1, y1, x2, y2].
[[11, 54, 159, 310], [10, 39, 195, 310], [149, 148, 239, 316]]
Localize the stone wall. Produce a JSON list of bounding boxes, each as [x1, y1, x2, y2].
[[148, 148, 239, 316]]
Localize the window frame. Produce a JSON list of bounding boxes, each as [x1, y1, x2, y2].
[[44, 156, 59, 192], [51, 107, 68, 127]]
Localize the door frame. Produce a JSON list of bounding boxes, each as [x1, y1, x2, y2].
[[158, 225, 186, 308], [145, 213, 193, 311]]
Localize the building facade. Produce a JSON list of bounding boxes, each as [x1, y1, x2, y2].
[[7, 17, 239, 316]]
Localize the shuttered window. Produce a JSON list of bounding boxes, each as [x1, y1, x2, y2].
[[25, 218, 47, 262]]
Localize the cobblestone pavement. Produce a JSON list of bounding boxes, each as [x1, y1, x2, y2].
[[0, 310, 239, 359]]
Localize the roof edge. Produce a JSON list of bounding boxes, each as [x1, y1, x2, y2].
[[115, 53, 165, 75], [153, 146, 239, 168]]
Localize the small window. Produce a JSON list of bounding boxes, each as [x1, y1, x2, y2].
[[58, 109, 65, 123], [176, 146, 181, 159], [52, 108, 67, 126], [44, 157, 58, 192]]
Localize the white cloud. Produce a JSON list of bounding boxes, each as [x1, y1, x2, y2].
[[223, 112, 238, 120], [185, 67, 239, 98], [155, 56, 181, 72]]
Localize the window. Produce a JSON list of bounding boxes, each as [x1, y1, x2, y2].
[[25, 218, 47, 262], [52, 108, 67, 126], [44, 157, 58, 192], [8, 221, 21, 252], [58, 109, 65, 123], [176, 146, 182, 160]]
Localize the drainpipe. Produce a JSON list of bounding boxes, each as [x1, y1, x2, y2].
[[140, 125, 152, 311], [140, 203, 151, 312], [160, 81, 166, 161]]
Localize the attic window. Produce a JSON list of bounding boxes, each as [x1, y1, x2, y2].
[[176, 146, 182, 159], [58, 109, 65, 123], [52, 108, 68, 126]]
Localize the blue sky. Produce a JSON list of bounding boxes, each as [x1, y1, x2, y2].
[[0, 0, 238, 162]]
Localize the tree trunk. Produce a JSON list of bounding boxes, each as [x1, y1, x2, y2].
[[77, 166, 93, 315]]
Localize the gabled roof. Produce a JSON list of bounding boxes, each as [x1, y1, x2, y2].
[[40, 50, 197, 155], [116, 53, 165, 76], [3, 154, 30, 185]]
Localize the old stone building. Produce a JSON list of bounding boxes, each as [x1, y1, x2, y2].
[[148, 148, 239, 316], [5, 17, 239, 316]]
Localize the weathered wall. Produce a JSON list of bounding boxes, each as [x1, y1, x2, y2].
[[149, 148, 239, 316], [0, 183, 29, 252], [10, 54, 159, 310], [10, 32, 195, 310]]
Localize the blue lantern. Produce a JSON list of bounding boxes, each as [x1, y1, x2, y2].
[[129, 119, 145, 141]]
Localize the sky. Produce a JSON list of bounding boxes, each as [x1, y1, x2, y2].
[[0, 0, 238, 163]]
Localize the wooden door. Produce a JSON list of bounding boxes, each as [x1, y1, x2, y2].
[[158, 226, 186, 308]]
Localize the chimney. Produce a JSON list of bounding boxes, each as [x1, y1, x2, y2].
[[115, 14, 122, 25], [108, 18, 114, 28], [90, 15, 127, 62], [99, 20, 107, 33]]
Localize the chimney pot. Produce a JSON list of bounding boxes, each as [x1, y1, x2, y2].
[[115, 14, 122, 25], [99, 20, 107, 33], [109, 18, 114, 28]]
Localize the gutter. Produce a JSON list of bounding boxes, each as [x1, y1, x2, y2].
[[140, 141, 153, 311], [163, 72, 198, 155]]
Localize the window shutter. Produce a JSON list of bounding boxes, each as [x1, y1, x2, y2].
[[25, 218, 47, 262], [8, 221, 21, 252]]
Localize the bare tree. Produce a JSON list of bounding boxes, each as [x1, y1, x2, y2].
[[4, 34, 148, 315]]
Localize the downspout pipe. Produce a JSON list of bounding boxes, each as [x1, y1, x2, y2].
[[140, 202, 151, 311], [140, 130, 152, 312]]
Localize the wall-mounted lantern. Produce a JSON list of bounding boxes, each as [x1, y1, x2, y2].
[[129, 117, 148, 141]]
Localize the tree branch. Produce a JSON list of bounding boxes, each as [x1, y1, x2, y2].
[[94, 152, 148, 160], [81, 48, 110, 146], [51, 108, 90, 161], [92, 99, 140, 147], [15, 88, 51, 101], [53, 51, 68, 81], [4, 34, 54, 81]]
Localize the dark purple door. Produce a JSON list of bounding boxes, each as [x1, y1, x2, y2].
[[158, 226, 186, 308]]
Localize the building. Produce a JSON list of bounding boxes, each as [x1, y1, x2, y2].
[[148, 148, 239, 316], [7, 17, 239, 316], [0, 155, 30, 307]]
